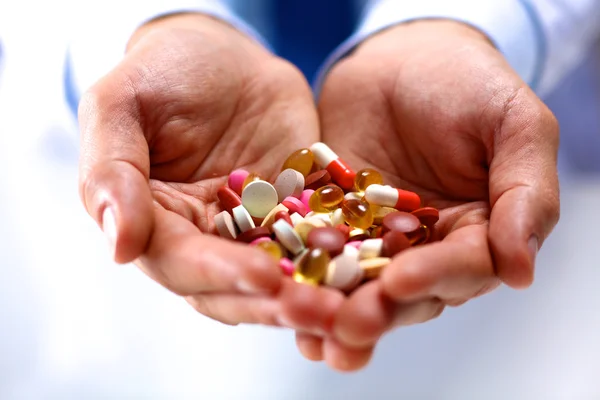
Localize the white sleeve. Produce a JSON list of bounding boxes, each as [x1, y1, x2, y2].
[[67, 0, 267, 103], [315, 0, 600, 98]]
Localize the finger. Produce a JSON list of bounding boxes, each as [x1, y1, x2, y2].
[[137, 206, 281, 296], [186, 294, 279, 326], [277, 280, 346, 336], [295, 332, 324, 362], [333, 282, 445, 348], [322, 337, 374, 373], [381, 225, 499, 303], [488, 90, 560, 288], [78, 69, 153, 264]]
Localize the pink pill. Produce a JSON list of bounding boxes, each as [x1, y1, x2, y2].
[[346, 241, 362, 250], [279, 258, 295, 277], [250, 237, 273, 246], [281, 196, 307, 217], [300, 189, 315, 212], [228, 169, 250, 196]]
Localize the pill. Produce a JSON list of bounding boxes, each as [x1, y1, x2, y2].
[[279, 258, 295, 276], [242, 180, 279, 218], [274, 169, 305, 202], [214, 211, 238, 239], [228, 169, 250, 196], [310, 142, 356, 191], [306, 227, 346, 257], [354, 168, 384, 192], [242, 172, 263, 190], [249, 237, 272, 246], [304, 170, 332, 191], [295, 220, 326, 242], [359, 257, 392, 280], [232, 205, 255, 232], [373, 206, 398, 225], [326, 249, 363, 292], [349, 227, 370, 241], [282, 148, 314, 177], [344, 192, 364, 202], [382, 211, 421, 235], [309, 185, 344, 213], [294, 248, 330, 286], [331, 208, 344, 227], [370, 225, 384, 238], [346, 241, 363, 250], [358, 238, 383, 260], [236, 226, 271, 243], [260, 203, 289, 230], [272, 219, 305, 255], [300, 189, 315, 211], [289, 212, 304, 227], [381, 231, 411, 257], [255, 240, 285, 261], [293, 248, 310, 266], [281, 196, 307, 217], [217, 186, 242, 215], [364, 184, 421, 212], [274, 210, 293, 226], [411, 207, 440, 228], [305, 212, 333, 227], [335, 224, 351, 240], [408, 225, 431, 246], [341, 199, 374, 230]]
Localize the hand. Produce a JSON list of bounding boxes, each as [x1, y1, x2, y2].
[[78, 14, 344, 332], [299, 20, 560, 371]]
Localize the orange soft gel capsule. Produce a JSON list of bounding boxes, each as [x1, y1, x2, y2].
[[214, 143, 440, 293]]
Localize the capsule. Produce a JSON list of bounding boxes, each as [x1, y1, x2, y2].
[[310, 142, 356, 191], [354, 168, 384, 192], [256, 240, 285, 261], [308, 185, 345, 213], [341, 199, 374, 230], [364, 184, 421, 212], [293, 248, 330, 286], [282, 148, 314, 177]]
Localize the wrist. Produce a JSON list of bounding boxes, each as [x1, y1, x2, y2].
[[127, 12, 270, 57]]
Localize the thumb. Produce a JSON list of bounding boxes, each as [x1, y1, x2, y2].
[[78, 70, 154, 264], [488, 90, 561, 289]]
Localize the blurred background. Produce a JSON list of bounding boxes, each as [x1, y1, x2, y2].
[[0, 1, 599, 399]]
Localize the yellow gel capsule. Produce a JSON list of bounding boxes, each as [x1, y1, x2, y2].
[[293, 248, 330, 286], [372, 205, 397, 225], [282, 148, 315, 177], [309, 185, 345, 213], [256, 241, 284, 261], [354, 168, 384, 192], [342, 199, 374, 230], [242, 172, 262, 189]]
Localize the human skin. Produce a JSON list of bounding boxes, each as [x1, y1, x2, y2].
[[295, 20, 560, 372]]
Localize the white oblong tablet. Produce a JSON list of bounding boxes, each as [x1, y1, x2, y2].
[[260, 203, 289, 229], [272, 219, 305, 255], [214, 211, 237, 239], [358, 239, 384, 260], [330, 208, 344, 227], [274, 169, 305, 202], [290, 212, 304, 227], [359, 257, 392, 280], [326, 249, 363, 291], [232, 205, 255, 233], [242, 180, 279, 218]]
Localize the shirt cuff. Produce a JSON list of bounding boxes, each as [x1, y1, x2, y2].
[[314, 0, 546, 96], [66, 1, 268, 113]]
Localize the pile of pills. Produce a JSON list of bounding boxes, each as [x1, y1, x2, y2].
[[214, 143, 439, 293]]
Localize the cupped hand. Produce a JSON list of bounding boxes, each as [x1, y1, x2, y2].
[[78, 13, 344, 332], [298, 20, 560, 371]]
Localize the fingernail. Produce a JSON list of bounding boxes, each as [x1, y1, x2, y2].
[[102, 207, 117, 259], [528, 235, 539, 265]]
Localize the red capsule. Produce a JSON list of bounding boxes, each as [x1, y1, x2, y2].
[[310, 143, 356, 191], [217, 187, 242, 215]]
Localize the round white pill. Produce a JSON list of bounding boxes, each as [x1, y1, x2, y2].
[[242, 180, 279, 218], [214, 211, 237, 239], [326, 246, 363, 291], [274, 169, 305, 202], [359, 239, 384, 260], [232, 205, 255, 233], [272, 219, 305, 255]]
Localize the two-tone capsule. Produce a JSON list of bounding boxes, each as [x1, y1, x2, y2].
[[310, 142, 356, 191], [364, 184, 421, 212]]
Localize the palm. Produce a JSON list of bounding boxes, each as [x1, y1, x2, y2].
[[135, 31, 319, 232]]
